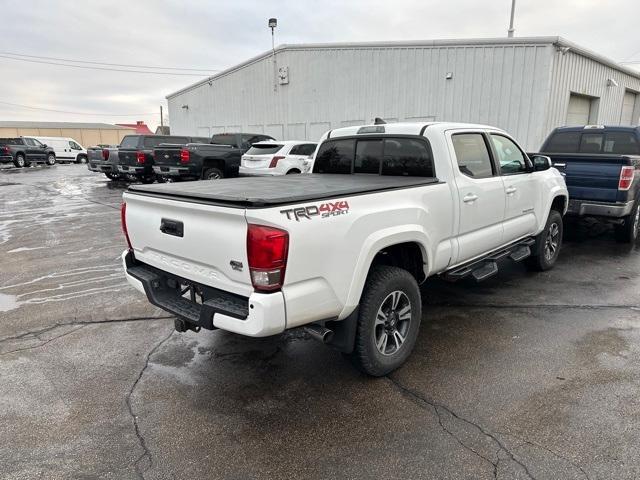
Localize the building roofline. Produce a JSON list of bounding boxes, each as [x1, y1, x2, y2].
[[166, 36, 640, 99]]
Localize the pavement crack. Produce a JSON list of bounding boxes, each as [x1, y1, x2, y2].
[[0, 315, 174, 346], [387, 375, 536, 480], [495, 431, 591, 480], [0, 325, 86, 356], [125, 329, 174, 480]]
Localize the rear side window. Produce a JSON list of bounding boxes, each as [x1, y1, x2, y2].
[[120, 136, 139, 149], [381, 138, 432, 177], [0, 138, 22, 145], [212, 134, 238, 146], [245, 144, 284, 156], [452, 134, 494, 179], [603, 132, 640, 154], [543, 131, 581, 153], [313, 139, 354, 174], [290, 143, 317, 156]]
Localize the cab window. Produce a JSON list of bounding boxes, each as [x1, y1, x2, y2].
[[490, 135, 528, 174], [452, 133, 494, 179]]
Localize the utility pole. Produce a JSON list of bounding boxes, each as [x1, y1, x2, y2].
[[160, 105, 164, 128], [269, 18, 278, 92], [507, 0, 516, 37]]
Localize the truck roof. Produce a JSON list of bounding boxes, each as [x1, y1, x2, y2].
[[326, 122, 505, 139], [551, 125, 640, 133]]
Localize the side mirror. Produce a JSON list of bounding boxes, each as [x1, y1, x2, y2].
[[531, 155, 552, 172], [42, 144, 48, 148]]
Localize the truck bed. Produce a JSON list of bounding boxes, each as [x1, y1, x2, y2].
[[127, 174, 440, 208]]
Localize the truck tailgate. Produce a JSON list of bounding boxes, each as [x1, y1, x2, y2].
[[153, 147, 182, 167], [123, 191, 253, 297]]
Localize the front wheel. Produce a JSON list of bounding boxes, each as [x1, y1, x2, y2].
[[46, 153, 56, 166], [203, 167, 224, 180], [348, 266, 422, 376], [526, 209, 563, 271], [614, 201, 639, 244], [76, 155, 87, 164]]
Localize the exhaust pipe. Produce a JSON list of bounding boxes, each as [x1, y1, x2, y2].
[[304, 324, 334, 344]]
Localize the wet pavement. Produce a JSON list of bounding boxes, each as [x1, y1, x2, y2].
[[1, 164, 639, 479]]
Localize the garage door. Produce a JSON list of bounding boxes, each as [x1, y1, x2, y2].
[[566, 94, 593, 125], [620, 91, 638, 126]]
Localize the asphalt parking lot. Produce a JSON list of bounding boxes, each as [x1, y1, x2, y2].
[[1, 164, 640, 480]]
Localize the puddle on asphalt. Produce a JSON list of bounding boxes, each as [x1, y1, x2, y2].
[[0, 293, 20, 312]]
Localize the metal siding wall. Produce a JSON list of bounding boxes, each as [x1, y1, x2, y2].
[[168, 43, 553, 149], [545, 50, 640, 143]]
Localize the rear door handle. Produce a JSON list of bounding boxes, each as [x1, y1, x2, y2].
[[505, 186, 517, 195], [463, 193, 478, 203]]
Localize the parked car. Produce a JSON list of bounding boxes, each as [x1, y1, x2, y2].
[[87, 145, 121, 180], [539, 125, 640, 242], [0, 137, 56, 167], [153, 133, 275, 181], [120, 122, 568, 376], [33, 136, 87, 164], [117, 135, 210, 184], [239, 141, 317, 176]]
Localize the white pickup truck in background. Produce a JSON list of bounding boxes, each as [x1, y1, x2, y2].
[[121, 122, 568, 376]]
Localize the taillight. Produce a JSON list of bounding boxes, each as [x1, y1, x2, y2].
[[619, 166, 635, 191], [121, 202, 132, 250], [2, 146, 9, 155], [180, 149, 190, 164], [102, 148, 109, 160], [136, 151, 145, 164], [247, 224, 289, 292], [269, 155, 285, 168]]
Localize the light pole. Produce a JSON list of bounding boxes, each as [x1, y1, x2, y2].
[[269, 18, 278, 92], [507, 0, 516, 37]]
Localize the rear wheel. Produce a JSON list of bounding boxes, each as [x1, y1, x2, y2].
[[348, 266, 422, 376], [203, 167, 223, 180], [526, 209, 563, 271], [286, 169, 301, 174], [105, 172, 120, 180], [13, 154, 25, 168], [46, 153, 56, 166], [614, 200, 640, 244], [139, 175, 155, 184]]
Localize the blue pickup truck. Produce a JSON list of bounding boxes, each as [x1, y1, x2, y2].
[[539, 126, 640, 243]]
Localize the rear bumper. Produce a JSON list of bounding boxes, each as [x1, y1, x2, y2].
[[567, 199, 634, 218], [0, 155, 13, 163], [239, 166, 279, 176], [118, 165, 149, 175], [122, 251, 286, 337], [153, 166, 194, 177], [87, 163, 101, 172]]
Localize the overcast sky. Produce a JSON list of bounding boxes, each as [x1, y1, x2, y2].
[[1, 0, 639, 129]]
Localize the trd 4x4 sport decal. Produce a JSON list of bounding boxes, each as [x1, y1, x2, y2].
[[280, 201, 349, 221]]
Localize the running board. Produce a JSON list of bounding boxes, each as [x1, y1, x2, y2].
[[443, 238, 535, 282]]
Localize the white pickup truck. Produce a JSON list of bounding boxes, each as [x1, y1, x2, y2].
[[121, 122, 568, 376]]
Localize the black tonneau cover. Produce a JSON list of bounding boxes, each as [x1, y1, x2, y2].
[[127, 174, 440, 208]]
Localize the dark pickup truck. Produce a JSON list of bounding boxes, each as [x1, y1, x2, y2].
[[117, 135, 209, 184], [0, 137, 56, 168], [87, 145, 120, 179], [539, 125, 640, 242], [152, 132, 275, 181]]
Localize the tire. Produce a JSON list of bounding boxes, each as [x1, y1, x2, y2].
[[76, 155, 87, 164], [46, 153, 56, 166], [105, 172, 120, 180], [348, 265, 422, 376], [155, 175, 167, 183], [203, 167, 224, 180], [525, 209, 563, 272], [13, 154, 25, 168], [139, 175, 155, 184], [614, 200, 640, 244]]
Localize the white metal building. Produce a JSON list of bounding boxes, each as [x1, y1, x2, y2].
[[167, 36, 640, 150]]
